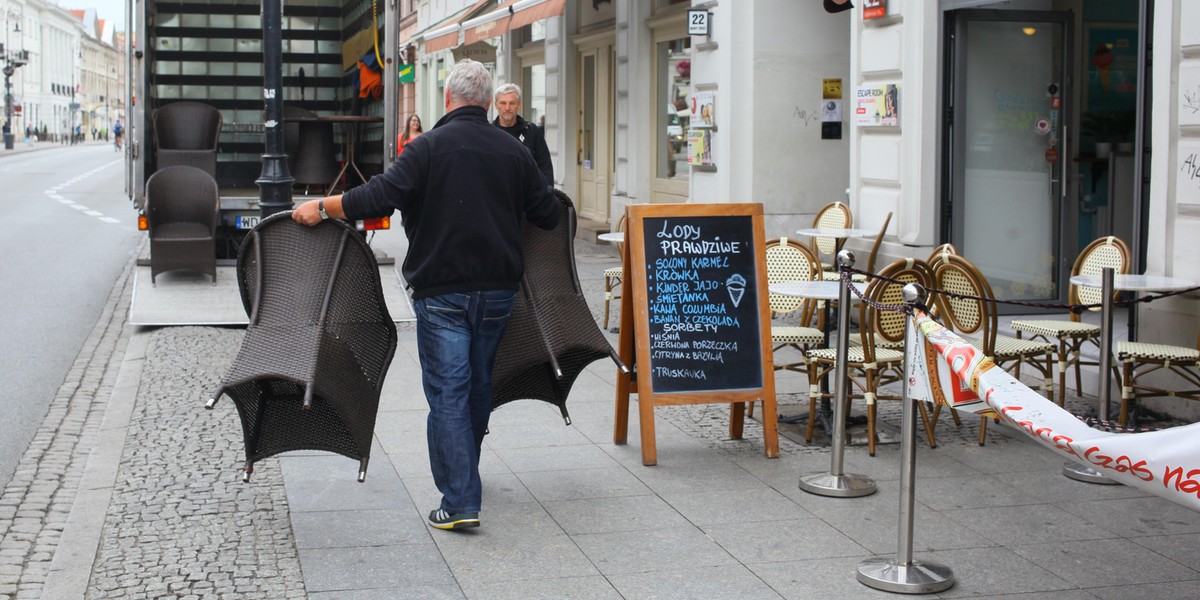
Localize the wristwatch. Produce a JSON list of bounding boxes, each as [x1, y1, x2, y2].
[[318, 199, 329, 220]]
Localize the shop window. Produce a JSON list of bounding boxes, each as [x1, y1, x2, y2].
[[656, 36, 690, 182], [521, 63, 546, 126]]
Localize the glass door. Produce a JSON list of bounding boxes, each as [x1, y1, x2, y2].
[[945, 10, 1073, 306]]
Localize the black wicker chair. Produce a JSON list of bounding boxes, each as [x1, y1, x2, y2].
[[145, 165, 219, 285], [491, 190, 625, 422], [208, 213, 397, 482], [154, 101, 222, 177]]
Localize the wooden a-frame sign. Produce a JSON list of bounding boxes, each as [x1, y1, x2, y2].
[[613, 202, 778, 465]]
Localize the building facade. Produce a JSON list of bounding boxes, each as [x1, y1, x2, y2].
[[406, 0, 1197, 419]]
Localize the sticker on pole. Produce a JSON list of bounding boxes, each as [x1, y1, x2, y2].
[[1045, 147, 1059, 163], [1034, 117, 1051, 135]]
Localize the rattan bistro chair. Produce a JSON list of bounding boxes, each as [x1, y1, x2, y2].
[[491, 190, 623, 421], [601, 212, 627, 329], [1011, 236, 1132, 406], [931, 254, 1055, 445], [153, 101, 222, 178], [805, 258, 938, 456], [766, 238, 825, 373], [1117, 331, 1200, 425], [811, 201, 853, 272], [208, 214, 397, 482], [145, 166, 219, 285]]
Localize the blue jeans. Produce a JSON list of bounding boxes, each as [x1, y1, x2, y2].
[[413, 290, 516, 514]]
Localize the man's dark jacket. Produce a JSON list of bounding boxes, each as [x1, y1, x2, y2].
[[493, 115, 554, 186], [341, 105, 560, 299]]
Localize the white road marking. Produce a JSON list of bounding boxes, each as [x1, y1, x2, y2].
[[70, 205, 88, 211], [99, 217, 121, 224], [84, 210, 103, 216]]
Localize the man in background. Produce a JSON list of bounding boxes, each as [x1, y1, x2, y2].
[[493, 83, 554, 186]]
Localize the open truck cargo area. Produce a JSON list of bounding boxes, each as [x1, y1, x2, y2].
[[128, 0, 410, 325]]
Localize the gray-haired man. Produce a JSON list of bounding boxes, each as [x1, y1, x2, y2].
[[293, 59, 560, 530], [493, 83, 554, 186]]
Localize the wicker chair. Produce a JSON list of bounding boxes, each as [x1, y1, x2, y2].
[[1117, 332, 1200, 425], [208, 214, 397, 482], [154, 101, 222, 178], [491, 190, 624, 422], [145, 166, 219, 285], [601, 212, 626, 330], [931, 254, 1055, 445], [284, 106, 339, 194], [751, 238, 825, 418], [1011, 236, 1132, 406], [805, 258, 938, 456], [765, 237, 825, 373], [811, 201, 853, 272]]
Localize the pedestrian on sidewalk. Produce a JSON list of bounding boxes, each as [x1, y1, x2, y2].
[[492, 83, 554, 186], [292, 59, 560, 531]]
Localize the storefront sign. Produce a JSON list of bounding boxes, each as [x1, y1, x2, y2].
[[398, 64, 415, 83], [855, 83, 899, 127], [451, 41, 497, 64]]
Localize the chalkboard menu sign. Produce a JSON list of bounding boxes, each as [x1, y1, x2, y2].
[[613, 203, 778, 466], [642, 215, 762, 393]]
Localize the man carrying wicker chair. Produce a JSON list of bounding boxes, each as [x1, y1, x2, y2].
[[293, 60, 561, 531]]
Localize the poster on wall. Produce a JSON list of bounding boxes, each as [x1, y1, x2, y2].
[[690, 91, 715, 128], [688, 129, 713, 166], [854, 83, 900, 127], [1084, 25, 1138, 115]]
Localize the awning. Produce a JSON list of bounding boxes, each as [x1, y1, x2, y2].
[[419, 0, 492, 53], [462, 0, 565, 46]]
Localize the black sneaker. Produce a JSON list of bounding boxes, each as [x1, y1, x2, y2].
[[428, 509, 480, 530]]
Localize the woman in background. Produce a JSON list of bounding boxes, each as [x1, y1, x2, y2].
[[397, 114, 423, 154]]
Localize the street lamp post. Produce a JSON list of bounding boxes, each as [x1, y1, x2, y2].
[[3, 15, 26, 150]]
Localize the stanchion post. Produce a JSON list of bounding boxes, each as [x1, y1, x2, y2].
[[799, 250, 877, 498], [857, 284, 954, 594], [1062, 267, 1120, 484]]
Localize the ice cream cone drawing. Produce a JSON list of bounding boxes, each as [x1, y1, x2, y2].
[[1093, 44, 1114, 93], [726, 273, 746, 308]]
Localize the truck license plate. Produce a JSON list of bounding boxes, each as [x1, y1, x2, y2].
[[236, 215, 260, 230]]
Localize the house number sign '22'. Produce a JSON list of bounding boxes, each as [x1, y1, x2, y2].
[[688, 9, 710, 36]]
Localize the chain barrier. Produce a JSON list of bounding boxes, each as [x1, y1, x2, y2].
[[842, 266, 1200, 314]]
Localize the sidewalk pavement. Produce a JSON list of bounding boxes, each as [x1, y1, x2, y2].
[[4, 237, 1200, 599], [0, 139, 111, 157]]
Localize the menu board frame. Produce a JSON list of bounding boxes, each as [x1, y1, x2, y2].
[[613, 202, 778, 466]]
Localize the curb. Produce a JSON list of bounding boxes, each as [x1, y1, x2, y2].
[[41, 330, 147, 599]]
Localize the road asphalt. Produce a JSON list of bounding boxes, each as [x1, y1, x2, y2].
[[1, 147, 1199, 598]]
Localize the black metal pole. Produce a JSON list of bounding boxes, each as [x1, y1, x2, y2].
[[257, 0, 292, 218], [4, 70, 13, 150]]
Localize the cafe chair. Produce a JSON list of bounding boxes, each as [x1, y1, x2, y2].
[[1010, 236, 1132, 407], [1117, 331, 1200, 426], [810, 201, 853, 272], [153, 101, 222, 178], [602, 212, 627, 329], [863, 212, 893, 276], [805, 258, 938, 456], [491, 190, 624, 422], [284, 106, 339, 195], [145, 166, 219, 285], [208, 214, 397, 483], [926, 242, 958, 265], [753, 238, 825, 417], [931, 254, 1056, 445]]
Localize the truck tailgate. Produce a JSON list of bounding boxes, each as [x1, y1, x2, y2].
[[128, 263, 415, 326]]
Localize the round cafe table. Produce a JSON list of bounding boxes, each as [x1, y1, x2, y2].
[[1062, 272, 1197, 484]]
